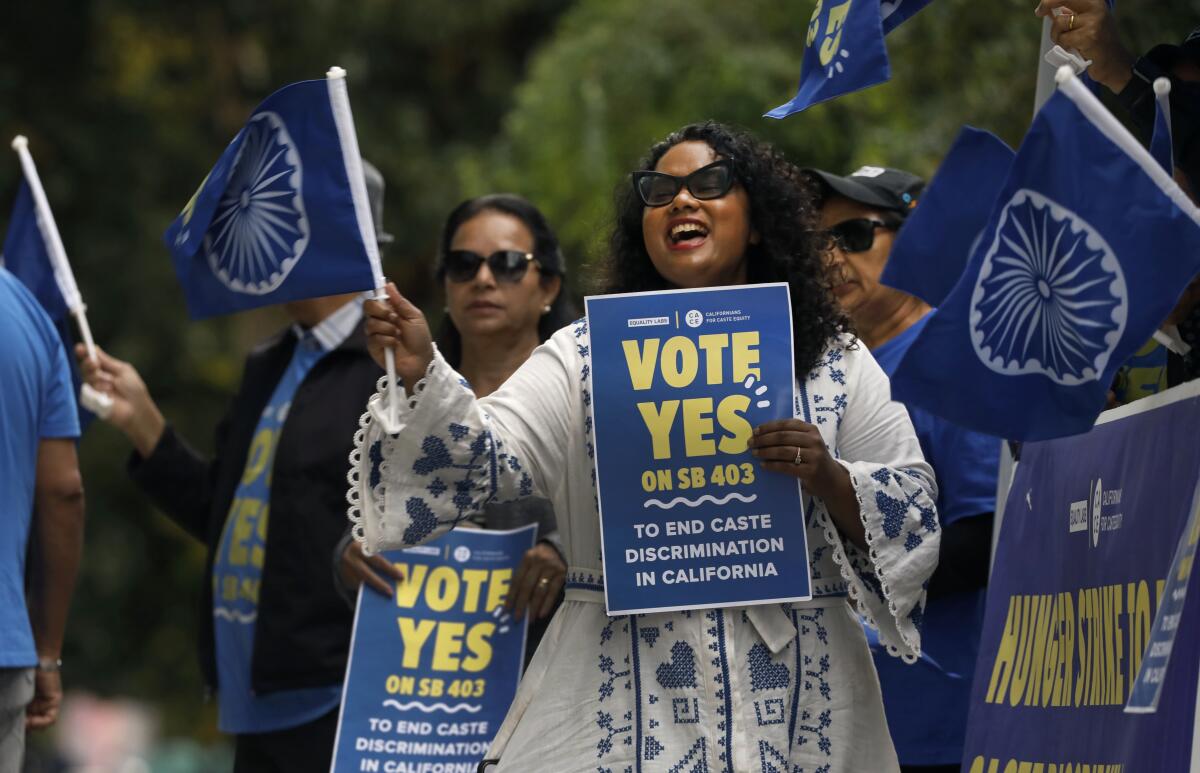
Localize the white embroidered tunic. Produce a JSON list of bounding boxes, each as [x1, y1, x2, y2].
[[349, 319, 940, 773]]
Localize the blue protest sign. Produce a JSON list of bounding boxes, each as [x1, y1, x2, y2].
[[963, 384, 1200, 771], [584, 283, 810, 615], [767, 0, 932, 118], [330, 525, 535, 773], [1126, 477, 1200, 713], [164, 76, 381, 319]]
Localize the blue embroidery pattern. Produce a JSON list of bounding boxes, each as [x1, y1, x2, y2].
[[754, 697, 787, 727], [598, 652, 630, 702], [757, 740, 830, 773], [655, 641, 698, 689], [672, 697, 700, 724], [368, 441, 383, 488], [596, 710, 634, 757], [747, 643, 790, 692], [668, 738, 710, 773]]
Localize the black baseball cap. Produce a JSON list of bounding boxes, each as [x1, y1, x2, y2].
[[1146, 26, 1200, 71], [804, 166, 925, 219]]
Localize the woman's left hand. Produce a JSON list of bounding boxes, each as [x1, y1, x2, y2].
[[506, 542, 566, 621], [748, 419, 849, 500]]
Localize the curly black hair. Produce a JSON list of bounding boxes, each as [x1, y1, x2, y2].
[[602, 121, 853, 379]]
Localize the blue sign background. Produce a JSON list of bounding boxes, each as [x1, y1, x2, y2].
[[1126, 479, 1200, 713], [585, 283, 810, 614], [963, 389, 1200, 771], [331, 526, 535, 773]]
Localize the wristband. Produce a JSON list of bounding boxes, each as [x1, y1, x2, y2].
[[36, 657, 61, 673]]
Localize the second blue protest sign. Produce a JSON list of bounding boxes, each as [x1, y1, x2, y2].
[[330, 525, 535, 773], [585, 283, 810, 614]]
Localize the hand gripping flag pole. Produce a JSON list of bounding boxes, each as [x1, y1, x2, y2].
[[325, 66, 400, 434], [10, 136, 113, 419]]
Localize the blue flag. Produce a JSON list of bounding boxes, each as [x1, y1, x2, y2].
[[882, 127, 1014, 307], [766, 0, 932, 118], [890, 81, 1200, 441], [165, 78, 380, 319], [3, 180, 93, 428], [3, 180, 68, 320], [1151, 86, 1173, 173]]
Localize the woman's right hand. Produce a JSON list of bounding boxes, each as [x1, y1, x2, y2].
[[365, 283, 436, 387], [75, 344, 165, 458]]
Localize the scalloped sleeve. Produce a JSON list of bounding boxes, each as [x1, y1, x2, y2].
[[819, 343, 940, 662], [347, 331, 578, 554]]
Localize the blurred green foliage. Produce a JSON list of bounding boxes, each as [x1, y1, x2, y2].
[[0, 0, 1188, 744]]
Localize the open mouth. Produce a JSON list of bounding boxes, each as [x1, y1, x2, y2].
[[668, 221, 709, 249]]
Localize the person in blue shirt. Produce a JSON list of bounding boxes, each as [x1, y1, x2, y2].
[[0, 266, 85, 773], [806, 166, 999, 773]]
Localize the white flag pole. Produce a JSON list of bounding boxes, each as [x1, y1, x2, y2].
[[1032, 17, 1059, 115], [326, 66, 399, 434], [10, 135, 112, 418], [1155, 76, 1174, 145]]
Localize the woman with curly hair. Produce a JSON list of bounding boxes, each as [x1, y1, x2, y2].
[[350, 123, 939, 772]]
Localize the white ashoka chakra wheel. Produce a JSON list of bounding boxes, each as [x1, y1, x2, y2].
[[204, 111, 309, 295], [969, 189, 1127, 386]]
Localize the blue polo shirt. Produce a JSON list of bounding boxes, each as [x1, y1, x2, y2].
[[0, 267, 80, 667], [870, 312, 999, 765]]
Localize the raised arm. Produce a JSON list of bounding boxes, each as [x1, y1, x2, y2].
[[77, 343, 216, 541], [823, 342, 940, 661], [350, 299, 581, 555]]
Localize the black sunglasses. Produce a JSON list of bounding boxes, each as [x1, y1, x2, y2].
[[819, 217, 901, 253], [632, 159, 736, 208], [443, 249, 540, 283]]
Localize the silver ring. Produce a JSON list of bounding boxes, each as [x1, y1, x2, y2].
[[793, 448, 804, 466]]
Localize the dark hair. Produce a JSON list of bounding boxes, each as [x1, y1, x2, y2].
[[435, 193, 577, 368], [604, 121, 853, 378]]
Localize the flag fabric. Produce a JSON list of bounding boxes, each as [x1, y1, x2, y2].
[[766, 0, 933, 118], [2, 180, 93, 428], [3, 179, 69, 320], [881, 126, 1014, 307], [890, 75, 1200, 441], [880, 0, 930, 33], [1151, 83, 1173, 173], [165, 77, 381, 319]]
